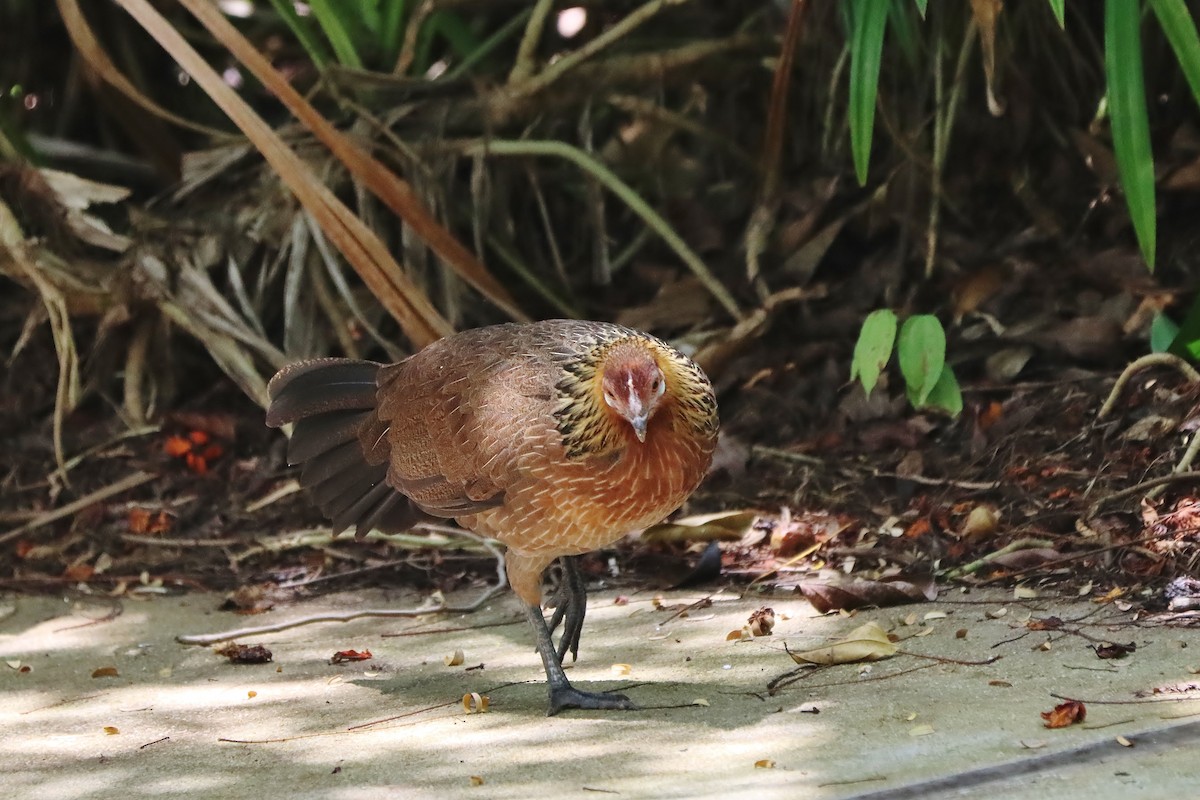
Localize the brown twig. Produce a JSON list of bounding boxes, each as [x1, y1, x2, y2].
[[1097, 352, 1200, 420], [942, 537, 1055, 579], [0, 470, 157, 544], [176, 537, 507, 646]]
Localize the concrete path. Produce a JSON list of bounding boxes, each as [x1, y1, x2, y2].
[[2, 585, 1197, 798]]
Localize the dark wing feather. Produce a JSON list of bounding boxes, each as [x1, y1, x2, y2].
[[266, 357, 422, 537]]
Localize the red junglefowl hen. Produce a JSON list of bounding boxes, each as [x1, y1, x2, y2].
[[266, 319, 718, 714]]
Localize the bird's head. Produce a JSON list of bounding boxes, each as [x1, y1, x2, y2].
[[600, 347, 667, 443]]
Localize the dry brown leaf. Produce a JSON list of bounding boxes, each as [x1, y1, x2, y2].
[[1041, 700, 1086, 728], [331, 649, 373, 664], [788, 621, 897, 665], [969, 0, 1006, 115], [444, 649, 465, 667], [1092, 641, 1136, 660], [462, 692, 489, 714], [641, 510, 758, 543], [91, 666, 119, 678], [215, 643, 273, 664], [797, 575, 937, 614], [748, 607, 775, 637], [961, 505, 999, 539], [113, 0, 452, 348]]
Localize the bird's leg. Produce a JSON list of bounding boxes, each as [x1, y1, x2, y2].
[[546, 556, 587, 663], [524, 603, 636, 715]]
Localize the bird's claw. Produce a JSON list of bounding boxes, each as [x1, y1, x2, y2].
[[547, 685, 637, 716]]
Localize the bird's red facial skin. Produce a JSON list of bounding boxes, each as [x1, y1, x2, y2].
[[601, 354, 666, 442]]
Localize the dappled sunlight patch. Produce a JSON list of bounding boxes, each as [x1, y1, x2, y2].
[[0, 608, 160, 657]]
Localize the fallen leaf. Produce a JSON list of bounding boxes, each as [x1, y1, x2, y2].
[[462, 692, 489, 713], [331, 649, 373, 664], [797, 575, 937, 613], [103, 726, 119, 735], [91, 666, 119, 678], [64, 564, 95, 582], [754, 759, 776, 769], [909, 724, 935, 737], [215, 643, 273, 664], [1027, 616, 1063, 631], [247, 690, 257, 699], [748, 607, 775, 636], [1116, 735, 1133, 747], [1041, 699, 1086, 728], [788, 621, 897, 665], [470, 775, 484, 786], [610, 663, 632, 677], [1092, 641, 1136, 660], [642, 510, 758, 543], [692, 698, 710, 707], [444, 649, 465, 667], [961, 505, 999, 539], [987, 549, 1062, 571]]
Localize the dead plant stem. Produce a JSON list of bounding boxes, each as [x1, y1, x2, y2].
[[459, 138, 741, 319]]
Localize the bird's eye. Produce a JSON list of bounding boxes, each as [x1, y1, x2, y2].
[[652, 377, 665, 397], [603, 390, 617, 407]]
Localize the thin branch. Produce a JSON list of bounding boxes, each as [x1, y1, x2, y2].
[[1097, 353, 1200, 420], [0, 471, 157, 545], [176, 536, 508, 646]]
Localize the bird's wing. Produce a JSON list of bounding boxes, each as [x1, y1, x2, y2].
[[373, 327, 557, 519]]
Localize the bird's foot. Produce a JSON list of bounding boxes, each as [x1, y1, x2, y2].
[[547, 683, 637, 716]]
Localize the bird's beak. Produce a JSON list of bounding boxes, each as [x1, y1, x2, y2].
[[630, 413, 648, 442]]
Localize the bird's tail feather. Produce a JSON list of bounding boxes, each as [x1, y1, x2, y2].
[[266, 358, 420, 537]]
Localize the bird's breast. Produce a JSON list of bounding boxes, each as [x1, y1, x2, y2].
[[463, 414, 713, 556]]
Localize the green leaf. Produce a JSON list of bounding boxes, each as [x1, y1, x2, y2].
[[1105, 0, 1157, 269], [848, 0, 889, 186], [265, 0, 333, 69], [889, 1, 921, 68], [1151, 312, 1180, 353], [308, 0, 366, 69], [1166, 293, 1200, 360], [1047, 0, 1066, 28], [898, 315, 946, 406], [913, 0, 928, 19], [359, 0, 382, 37], [1149, 0, 1200, 108], [851, 309, 898, 395], [379, 0, 410, 63], [914, 366, 963, 417]]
